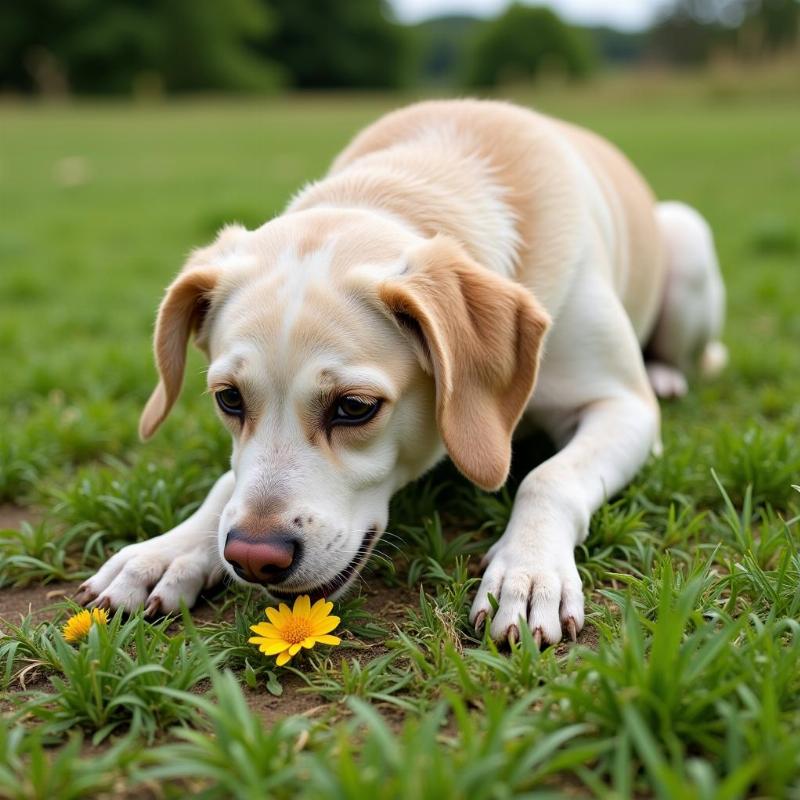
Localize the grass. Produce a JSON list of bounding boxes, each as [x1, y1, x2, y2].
[[1, 72, 799, 797]]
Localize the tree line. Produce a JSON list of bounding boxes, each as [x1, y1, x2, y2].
[[1, 0, 797, 96]]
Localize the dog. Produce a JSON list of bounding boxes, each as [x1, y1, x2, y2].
[[77, 100, 726, 645]]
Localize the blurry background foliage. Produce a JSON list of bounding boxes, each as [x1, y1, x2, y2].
[[1, 0, 798, 95]]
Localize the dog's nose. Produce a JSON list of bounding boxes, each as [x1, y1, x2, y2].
[[223, 530, 299, 585]]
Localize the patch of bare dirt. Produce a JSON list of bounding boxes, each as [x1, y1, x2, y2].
[[358, 577, 419, 626], [577, 622, 599, 649], [553, 622, 600, 655], [243, 679, 331, 725], [0, 565, 596, 734], [0, 580, 78, 622], [0, 504, 39, 531], [0, 575, 423, 726]]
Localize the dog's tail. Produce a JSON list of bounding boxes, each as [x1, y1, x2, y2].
[[700, 341, 728, 378], [700, 340, 729, 378]]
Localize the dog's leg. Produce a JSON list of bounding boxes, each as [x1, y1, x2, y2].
[[470, 394, 658, 645], [77, 471, 234, 614], [470, 274, 660, 646], [648, 201, 727, 381]]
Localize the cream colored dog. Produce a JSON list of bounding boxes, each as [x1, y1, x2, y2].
[[78, 100, 726, 645]]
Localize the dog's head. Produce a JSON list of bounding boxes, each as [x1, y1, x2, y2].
[[139, 209, 549, 599]]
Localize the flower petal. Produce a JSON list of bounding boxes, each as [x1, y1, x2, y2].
[[301, 637, 317, 649], [261, 643, 291, 656], [315, 634, 341, 646], [278, 603, 292, 616], [265, 606, 284, 625], [294, 595, 311, 616], [312, 615, 340, 635], [91, 608, 109, 625], [249, 637, 291, 655], [310, 599, 334, 619], [250, 622, 282, 638], [275, 651, 292, 667], [63, 610, 96, 644], [288, 642, 303, 656]]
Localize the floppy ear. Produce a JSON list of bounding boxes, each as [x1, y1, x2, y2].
[[379, 236, 550, 491], [139, 267, 219, 440]]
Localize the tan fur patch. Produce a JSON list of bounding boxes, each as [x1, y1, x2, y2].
[[379, 235, 550, 490], [139, 266, 219, 440]]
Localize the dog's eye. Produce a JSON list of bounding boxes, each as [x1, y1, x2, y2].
[[332, 396, 381, 426], [216, 387, 244, 417]]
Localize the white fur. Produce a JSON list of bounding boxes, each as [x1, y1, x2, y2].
[[649, 201, 726, 374], [469, 264, 661, 641], [277, 241, 335, 344], [82, 472, 232, 614], [81, 102, 727, 649]]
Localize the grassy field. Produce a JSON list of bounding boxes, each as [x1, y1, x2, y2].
[[1, 76, 799, 798]]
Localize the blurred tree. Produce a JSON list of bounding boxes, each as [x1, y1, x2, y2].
[[464, 4, 593, 88], [765, 0, 800, 44], [588, 26, 648, 65], [159, 0, 280, 92], [649, 2, 729, 64], [742, 0, 800, 52], [0, 0, 281, 95], [254, 0, 411, 89], [650, 0, 800, 64], [412, 16, 644, 89], [412, 15, 479, 87]]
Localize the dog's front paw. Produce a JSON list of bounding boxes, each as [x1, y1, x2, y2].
[[469, 540, 584, 647], [76, 534, 222, 616]]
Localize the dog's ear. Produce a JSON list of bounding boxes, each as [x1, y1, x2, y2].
[[379, 236, 550, 491], [139, 266, 219, 440]]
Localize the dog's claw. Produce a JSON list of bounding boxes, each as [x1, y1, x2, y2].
[[533, 628, 543, 650], [74, 585, 96, 606], [92, 595, 111, 611], [566, 617, 578, 642], [474, 611, 486, 633], [507, 624, 519, 646], [144, 597, 161, 618]]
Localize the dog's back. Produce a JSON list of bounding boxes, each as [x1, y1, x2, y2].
[[295, 99, 666, 341]]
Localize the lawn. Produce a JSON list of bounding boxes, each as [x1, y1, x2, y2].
[[1, 76, 799, 798]]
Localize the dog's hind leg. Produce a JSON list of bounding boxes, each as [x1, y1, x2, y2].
[[646, 201, 727, 397]]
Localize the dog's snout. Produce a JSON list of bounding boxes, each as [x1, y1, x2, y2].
[[223, 529, 299, 585]]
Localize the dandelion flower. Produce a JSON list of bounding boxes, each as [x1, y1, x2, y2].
[[249, 595, 341, 667], [62, 608, 109, 644]]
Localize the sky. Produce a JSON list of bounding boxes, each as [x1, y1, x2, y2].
[[390, 0, 674, 31]]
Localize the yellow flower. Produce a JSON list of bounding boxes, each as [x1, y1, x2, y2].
[[248, 595, 341, 667], [62, 608, 109, 644]]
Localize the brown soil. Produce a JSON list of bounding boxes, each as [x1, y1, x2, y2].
[[0, 509, 598, 728], [0, 573, 421, 718], [556, 618, 600, 653], [242, 679, 330, 724], [0, 569, 601, 800], [0, 581, 77, 622], [0, 504, 39, 531]]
